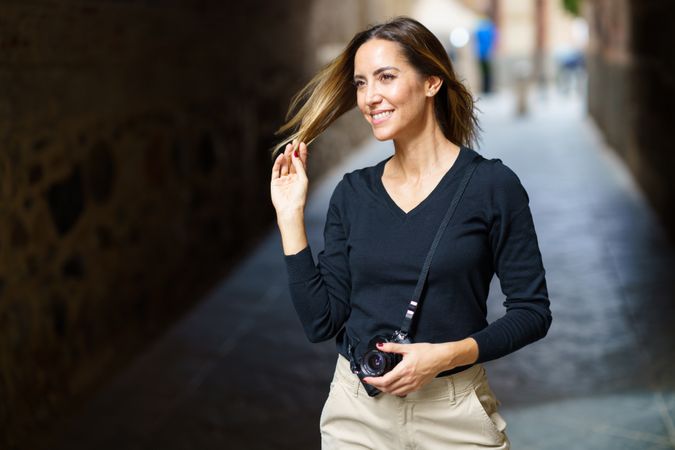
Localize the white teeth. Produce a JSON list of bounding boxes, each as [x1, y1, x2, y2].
[[372, 111, 393, 120]]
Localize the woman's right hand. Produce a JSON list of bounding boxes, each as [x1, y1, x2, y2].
[[270, 141, 309, 220]]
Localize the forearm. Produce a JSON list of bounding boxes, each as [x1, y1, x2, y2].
[[435, 337, 479, 372], [279, 179, 352, 343], [469, 306, 551, 363], [282, 220, 351, 343], [277, 209, 309, 255]]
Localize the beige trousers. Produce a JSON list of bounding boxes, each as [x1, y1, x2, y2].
[[320, 355, 509, 449]]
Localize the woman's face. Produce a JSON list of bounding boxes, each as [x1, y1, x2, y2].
[[354, 39, 435, 142]]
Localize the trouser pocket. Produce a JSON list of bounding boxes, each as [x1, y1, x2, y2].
[[464, 372, 508, 445]]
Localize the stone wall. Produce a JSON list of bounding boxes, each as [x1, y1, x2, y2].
[[0, 1, 317, 448], [586, 0, 675, 238], [0, 1, 410, 446]]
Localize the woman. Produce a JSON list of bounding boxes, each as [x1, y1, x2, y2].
[[270, 17, 551, 449]]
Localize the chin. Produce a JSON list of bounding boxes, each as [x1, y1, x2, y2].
[[370, 126, 396, 141], [372, 133, 392, 141]]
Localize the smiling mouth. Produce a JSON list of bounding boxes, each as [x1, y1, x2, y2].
[[371, 110, 394, 124]]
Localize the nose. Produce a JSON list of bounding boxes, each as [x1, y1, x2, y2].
[[365, 82, 382, 107]]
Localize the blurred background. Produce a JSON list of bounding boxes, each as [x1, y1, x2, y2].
[[1, 0, 674, 449]]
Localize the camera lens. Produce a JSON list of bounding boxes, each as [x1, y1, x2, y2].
[[367, 353, 384, 371], [362, 350, 388, 376]]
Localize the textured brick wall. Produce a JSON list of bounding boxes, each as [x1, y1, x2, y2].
[[628, 0, 675, 234], [0, 1, 316, 448], [0, 1, 399, 446], [586, 0, 675, 238]]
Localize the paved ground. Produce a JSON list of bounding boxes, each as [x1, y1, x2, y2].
[[46, 87, 675, 450]]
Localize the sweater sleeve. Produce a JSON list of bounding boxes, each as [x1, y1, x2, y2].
[[470, 161, 552, 363], [283, 179, 351, 343]]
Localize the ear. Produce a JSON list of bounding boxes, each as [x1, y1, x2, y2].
[[425, 76, 443, 97]]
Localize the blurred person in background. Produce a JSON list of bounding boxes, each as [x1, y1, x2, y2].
[[555, 46, 585, 95], [474, 17, 497, 94]]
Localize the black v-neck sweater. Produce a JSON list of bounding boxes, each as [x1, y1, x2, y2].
[[284, 146, 552, 373]]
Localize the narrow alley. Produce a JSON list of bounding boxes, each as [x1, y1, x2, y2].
[[46, 89, 675, 449], [3, 2, 675, 450]]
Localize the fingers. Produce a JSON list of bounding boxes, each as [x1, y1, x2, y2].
[[271, 140, 308, 181], [364, 377, 411, 397], [385, 374, 413, 395], [365, 372, 414, 396], [271, 152, 284, 180], [288, 140, 297, 175], [362, 356, 419, 395], [291, 145, 306, 177], [377, 342, 407, 355], [288, 140, 307, 175], [280, 143, 292, 177], [298, 141, 308, 167], [362, 363, 404, 389]]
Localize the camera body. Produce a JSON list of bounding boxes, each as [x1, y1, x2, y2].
[[352, 330, 411, 397]]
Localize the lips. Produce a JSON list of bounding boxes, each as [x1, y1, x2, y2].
[[370, 109, 394, 125]]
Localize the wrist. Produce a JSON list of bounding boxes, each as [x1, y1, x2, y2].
[[277, 208, 305, 226], [437, 338, 479, 372], [276, 210, 308, 256], [457, 337, 479, 366]]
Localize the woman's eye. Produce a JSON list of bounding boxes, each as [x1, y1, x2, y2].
[[380, 73, 396, 81], [353, 79, 365, 88]]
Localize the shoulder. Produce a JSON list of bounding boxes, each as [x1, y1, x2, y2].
[[471, 152, 524, 190], [469, 150, 530, 210], [334, 158, 386, 195], [465, 150, 527, 199], [327, 159, 383, 209]]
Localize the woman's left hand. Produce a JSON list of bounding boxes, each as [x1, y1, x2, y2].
[[362, 338, 479, 397]]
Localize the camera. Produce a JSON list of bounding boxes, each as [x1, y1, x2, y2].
[[351, 331, 411, 397]]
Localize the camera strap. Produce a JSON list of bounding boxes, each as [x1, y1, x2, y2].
[[398, 156, 482, 339]]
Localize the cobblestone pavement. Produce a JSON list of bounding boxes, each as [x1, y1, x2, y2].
[[47, 89, 675, 450]]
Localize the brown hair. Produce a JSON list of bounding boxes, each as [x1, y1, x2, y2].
[[272, 16, 481, 158]]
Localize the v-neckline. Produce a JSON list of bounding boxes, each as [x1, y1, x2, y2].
[[376, 146, 466, 219]]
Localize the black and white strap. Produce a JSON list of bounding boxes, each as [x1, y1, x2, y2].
[[398, 156, 482, 338]]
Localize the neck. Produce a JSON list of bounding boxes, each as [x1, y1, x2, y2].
[[390, 109, 460, 181]]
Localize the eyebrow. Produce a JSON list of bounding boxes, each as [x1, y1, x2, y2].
[[353, 66, 400, 79]]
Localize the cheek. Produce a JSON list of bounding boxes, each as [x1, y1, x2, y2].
[[356, 92, 367, 115], [388, 84, 406, 101], [390, 85, 422, 117]]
